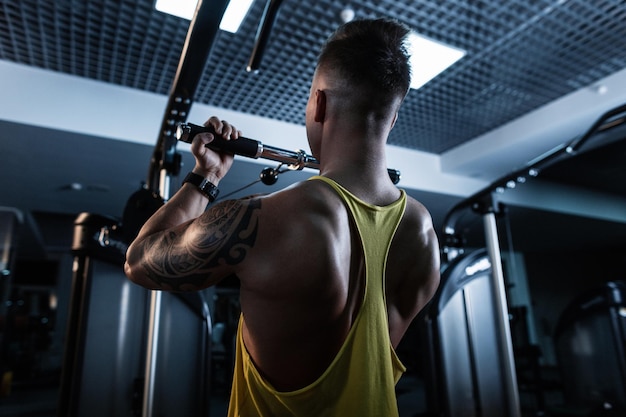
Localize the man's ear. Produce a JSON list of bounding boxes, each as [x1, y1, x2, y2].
[[314, 89, 326, 123]]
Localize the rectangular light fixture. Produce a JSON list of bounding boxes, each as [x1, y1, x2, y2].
[[407, 31, 466, 90], [154, 0, 254, 33]]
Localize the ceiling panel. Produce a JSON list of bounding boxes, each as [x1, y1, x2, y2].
[[2, 0, 625, 154]]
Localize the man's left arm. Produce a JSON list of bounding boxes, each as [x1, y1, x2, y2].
[[125, 115, 250, 291], [124, 187, 261, 291]]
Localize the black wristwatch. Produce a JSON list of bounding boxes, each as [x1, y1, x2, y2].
[[182, 172, 220, 202]]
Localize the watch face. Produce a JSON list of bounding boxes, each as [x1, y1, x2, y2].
[[199, 180, 219, 202]]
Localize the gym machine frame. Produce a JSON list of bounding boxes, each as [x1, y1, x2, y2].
[[139, 1, 235, 416], [441, 102, 626, 417]]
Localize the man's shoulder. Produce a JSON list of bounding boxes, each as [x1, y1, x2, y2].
[[260, 178, 345, 214], [250, 180, 351, 253], [394, 194, 438, 248]]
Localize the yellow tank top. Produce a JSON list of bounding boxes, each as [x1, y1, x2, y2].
[[227, 175, 407, 417]]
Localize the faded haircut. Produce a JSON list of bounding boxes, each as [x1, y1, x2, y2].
[[317, 18, 412, 104]]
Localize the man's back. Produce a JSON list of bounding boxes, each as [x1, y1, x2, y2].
[[232, 176, 439, 392], [228, 175, 438, 416]]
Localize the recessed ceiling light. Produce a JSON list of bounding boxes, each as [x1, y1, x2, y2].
[[407, 31, 466, 90], [154, 0, 197, 20], [154, 0, 254, 33]]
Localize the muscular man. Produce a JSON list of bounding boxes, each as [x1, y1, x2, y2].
[[125, 18, 440, 416]]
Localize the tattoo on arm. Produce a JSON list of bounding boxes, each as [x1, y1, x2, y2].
[[140, 199, 261, 291]]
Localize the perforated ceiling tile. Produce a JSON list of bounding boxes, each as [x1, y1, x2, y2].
[[1, 0, 625, 154]]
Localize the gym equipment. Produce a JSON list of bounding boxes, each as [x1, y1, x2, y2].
[[175, 123, 402, 184], [438, 196, 521, 417], [0, 208, 22, 393], [57, 213, 213, 417], [122, 2, 297, 415], [421, 249, 512, 417], [433, 103, 626, 417], [554, 281, 626, 412]]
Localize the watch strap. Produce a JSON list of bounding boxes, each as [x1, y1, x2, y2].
[[183, 172, 219, 202]]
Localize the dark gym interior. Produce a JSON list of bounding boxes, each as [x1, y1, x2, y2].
[[1, 1, 625, 416]]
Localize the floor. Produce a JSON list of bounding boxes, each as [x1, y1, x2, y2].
[[0, 374, 428, 417], [0, 385, 58, 416], [2, 371, 621, 417]]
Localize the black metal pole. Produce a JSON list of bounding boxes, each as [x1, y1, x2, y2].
[[142, 1, 230, 416], [246, 0, 284, 73], [147, 0, 232, 196]]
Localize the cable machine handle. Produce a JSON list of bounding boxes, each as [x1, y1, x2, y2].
[[176, 123, 401, 184]]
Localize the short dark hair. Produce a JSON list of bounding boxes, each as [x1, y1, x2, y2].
[[317, 18, 412, 103]]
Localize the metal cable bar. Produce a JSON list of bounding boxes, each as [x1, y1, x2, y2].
[[176, 123, 401, 184]]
